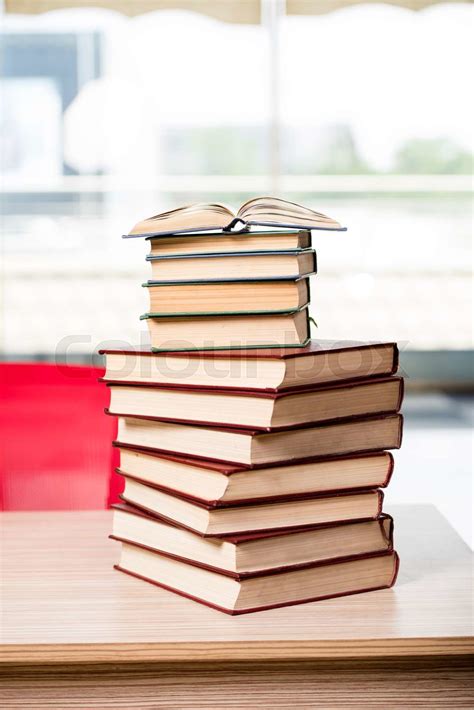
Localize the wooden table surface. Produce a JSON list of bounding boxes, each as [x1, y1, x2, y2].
[[1, 504, 472, 664], [1, 504, 473, 708]]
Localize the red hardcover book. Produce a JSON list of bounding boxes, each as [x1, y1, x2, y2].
[[118, 476, 384, 536], [114, 447, 394, 507], [111, 502, 395, 577], [111, 413, 404, 466], [114, 540, 399, 615], [100, 339, 399, 392], [103, 375, 404, 431]]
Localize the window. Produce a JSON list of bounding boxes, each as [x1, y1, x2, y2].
[[1, 3, 472, 363]]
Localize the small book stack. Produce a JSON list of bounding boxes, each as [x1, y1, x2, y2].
[[102, 197, 403, 615], [135, 198, 335, 350]]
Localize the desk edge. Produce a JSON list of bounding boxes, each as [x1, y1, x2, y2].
[[1, 637, 473, 664]]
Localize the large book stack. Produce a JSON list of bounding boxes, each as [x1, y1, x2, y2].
[[102, 197, 403, 614]]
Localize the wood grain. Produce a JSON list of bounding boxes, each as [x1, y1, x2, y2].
[[0, 505, 473, 664], [1, 659, 473, 708]]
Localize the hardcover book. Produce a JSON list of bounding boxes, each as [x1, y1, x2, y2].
[[147, 249, 317, 282], [105, 375, 404, 431], [124, 197, 345, 238], [115, 446, 394, 505], [111, 503, 394, 576], [118, 480, 384, 536], [143, 276, 310, 315], [112, 412, 403, 466], [115, 543, 398, 614], [100, 340, 399, 391], [141, 307, 311, 351], [147, 229, 312, 257]]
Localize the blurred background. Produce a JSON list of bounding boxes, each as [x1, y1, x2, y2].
[[0, 0, 472, 542]]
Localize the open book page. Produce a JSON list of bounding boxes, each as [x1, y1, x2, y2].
[[128, 203, 235, 236], [236, 197, 342, 229], [127, 197, 343, 236]]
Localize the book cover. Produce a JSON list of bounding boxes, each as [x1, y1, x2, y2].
[[116, 488, 385, 538], [103, 375, 404, 432], [99, 338, 399, 366], [146, 229, 310, 241], [114, 443, 394, 477], [146, 248, 316, 261], [143, 249, 317, 284], [110, 413, 404, 466], [116, 467, 393, 508]]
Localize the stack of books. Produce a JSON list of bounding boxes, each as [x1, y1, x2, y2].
[[102, 197, 403, 615], [133, 197, 340, 350]]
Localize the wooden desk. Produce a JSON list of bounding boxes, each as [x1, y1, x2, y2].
[[1, 505, 473, 707]]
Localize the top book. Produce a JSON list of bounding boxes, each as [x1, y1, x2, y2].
[[124, 197, 345, 238]]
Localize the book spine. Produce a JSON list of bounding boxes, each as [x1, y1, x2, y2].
[[391, 344, 400, 375], [224, 217, 248, 232], [380, 514, 395, 551], [397, 414, 404, 449], [396, 377, 405, 411], [376, 489, 384, 517], [383, 452, 395, 487]]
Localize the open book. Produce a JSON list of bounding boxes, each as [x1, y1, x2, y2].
[[125, 197, 345, 237]]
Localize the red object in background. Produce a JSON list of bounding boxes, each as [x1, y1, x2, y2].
[[0, 363, 123, 511]]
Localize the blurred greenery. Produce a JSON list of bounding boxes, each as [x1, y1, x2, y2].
[[162, 125, 472, 176], [164, 127, 268, 175], [282, 125, 371, 175], [392, 138, 473, 174]]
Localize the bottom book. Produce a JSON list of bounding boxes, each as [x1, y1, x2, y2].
[[114, 541, 399, 615], [111, 503, 394, 576]]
